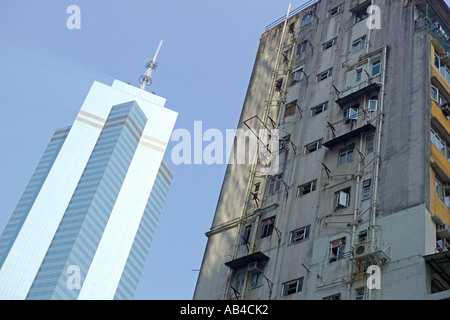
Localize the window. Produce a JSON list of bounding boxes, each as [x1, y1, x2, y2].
[[268, 175, 283, 194], [288, 22, 296, 36], [241, 225, 252, 245], [434, 51, 450, 83], [250, 265, 265, 288], [284, 100, 297, 118], [339, 144, 354, 166], [335, 188, 350, 210], [305, 140, 322, 155], [275, 78, 283, 94], [234, 271, 246, 293], [371, 60, 381, 76], [345, 107, 359, 122], [430, 126, 450, 161], [321, 37, 338, 51], [431, 85, 439, 102], [282, 278, 303, 296], [302, 13, 313, 27], [327, 4, 343, 18], [323, 293, 341, 300], [316, 68, 333, 82], [310, 102, 329, 117], [356, 68, 363, 82], [368, 99, 378, 112], [366, 134, 374, 155], [362, 179, 371, 200], [435, 177, 450, 207], [297, 41, 308, 55], [355, 287, 365, 300], [260, 216, 275, 238], [290, 68, 303, 86], [290, 226, 310, 244], [330, 238, 346, 262], [439, 93, 448, 108], [441, 64, 450, 84], [355, 6, 369, 23], [435, 52, 441, 69], [297, 180, 317, 197], [254, 183, 260, 193], [435, 178, 444, 199], [352, 36, 366, 54]]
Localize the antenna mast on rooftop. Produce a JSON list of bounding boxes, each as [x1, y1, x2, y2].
[[139, 40, 163, 90]]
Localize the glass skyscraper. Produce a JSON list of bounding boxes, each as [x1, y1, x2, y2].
[[0, 80, 177, 299]]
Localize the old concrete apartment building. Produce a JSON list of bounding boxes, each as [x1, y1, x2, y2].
[[194, 0, 450, 300]]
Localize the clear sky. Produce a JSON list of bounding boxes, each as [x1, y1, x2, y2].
[[0, 0, 449, 300]]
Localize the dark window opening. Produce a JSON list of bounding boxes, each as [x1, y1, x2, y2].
[[260, 216, 276, 239]]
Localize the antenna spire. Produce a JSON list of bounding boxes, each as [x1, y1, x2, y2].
[[139, 40, 163, 90]]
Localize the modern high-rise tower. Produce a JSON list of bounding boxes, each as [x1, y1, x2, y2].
[[194, 0, 450, 300], [0, 62, 177, 299]]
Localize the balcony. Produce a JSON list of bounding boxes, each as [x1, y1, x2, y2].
[[336, 83, 381, 109], [323, 123, 376, 149], [415, 0, 450, 53], [431, 100, 450, 137], [431, 143, 450, 183], [431, 188, 450, 225], [432, 65, 450, 98], [431, 162, 450, 225]]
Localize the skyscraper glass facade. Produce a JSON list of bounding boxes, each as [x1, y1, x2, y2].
[[0, 80, 177, 299], [0, 127, 71, 269]]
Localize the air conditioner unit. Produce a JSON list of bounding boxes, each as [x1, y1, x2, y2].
[[353, 241, 376, 259], [247, 262, 262, 272], [345, 108, 358, 123]]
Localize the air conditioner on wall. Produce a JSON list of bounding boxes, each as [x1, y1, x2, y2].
[[353, 241, 376, 259], [345, 108, 358, 123]]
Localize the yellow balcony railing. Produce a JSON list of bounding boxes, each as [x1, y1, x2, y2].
[[431, 143, 450, 179], [432, 65, 450, 96], [431, 100, 450, 135], [431, 168, 450, 225]]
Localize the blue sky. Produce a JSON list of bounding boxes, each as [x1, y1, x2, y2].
[[0, 1, 449, 300]]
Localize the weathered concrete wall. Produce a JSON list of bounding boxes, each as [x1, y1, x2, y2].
[[194, 0, 446, 300], [306, 204, 437, 300], [194, 15, 302, 299]]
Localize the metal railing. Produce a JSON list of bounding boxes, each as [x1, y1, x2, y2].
[[415, 1, 450, 52], [265, 0, 319, 31]]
